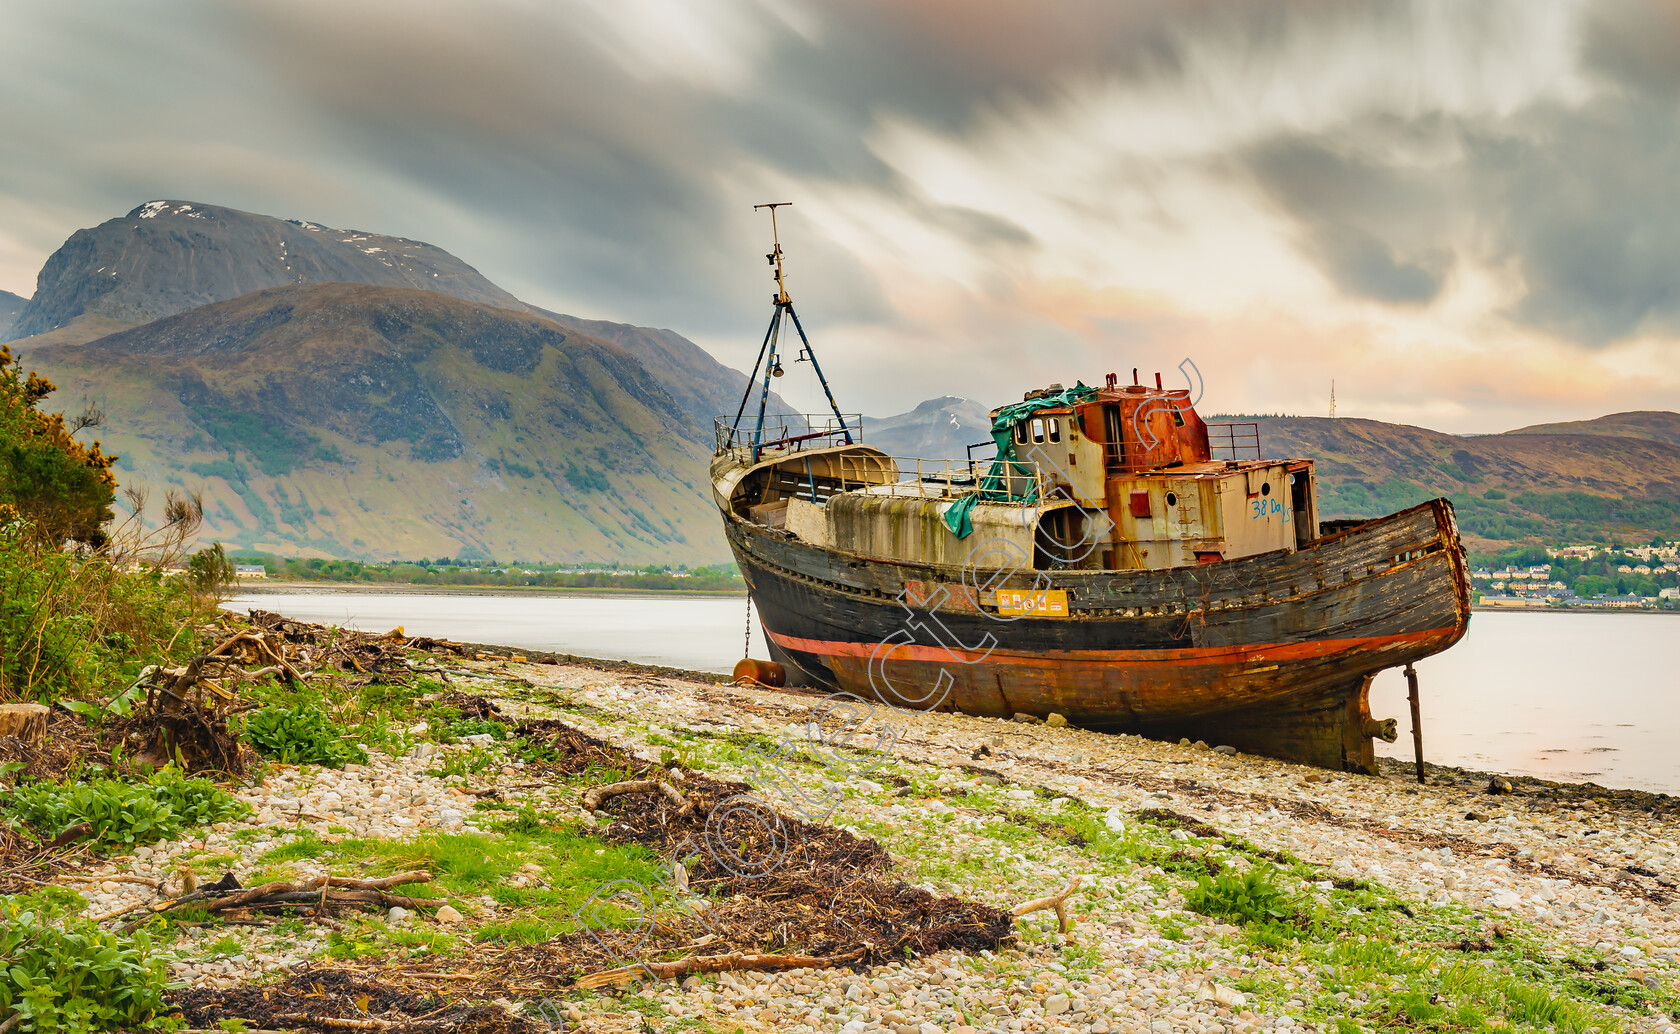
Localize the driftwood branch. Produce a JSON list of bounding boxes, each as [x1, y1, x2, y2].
[[270, 1015, 395, 1031], [1010, 875, 1083, 934], [116, 871, 435, 931], [49, 822, 92, 848], [256, 890, 446, 910], [57, 873, 165, 888], [577, 947, 868, 989], [581, 779, 693, 816]]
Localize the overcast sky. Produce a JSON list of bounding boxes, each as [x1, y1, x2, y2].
[[4, 0, 1679, 431]]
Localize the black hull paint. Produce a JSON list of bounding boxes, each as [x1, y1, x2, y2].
[[726, 499, 1471, 771]]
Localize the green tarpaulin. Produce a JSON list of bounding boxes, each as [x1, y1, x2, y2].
[[942, 382, 1098, 539]]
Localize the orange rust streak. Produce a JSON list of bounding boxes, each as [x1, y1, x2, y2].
[[764, 627, 1456, 667]]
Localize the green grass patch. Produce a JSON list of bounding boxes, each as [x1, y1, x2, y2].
[[311, 827, 666, 933]]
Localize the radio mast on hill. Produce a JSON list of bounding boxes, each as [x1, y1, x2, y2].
[[1329, 379, 1337, 419]]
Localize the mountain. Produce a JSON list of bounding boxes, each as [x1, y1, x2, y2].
[[1502, 411, 1680, 449], [1231, 414, 1680, 550], [532, 308, 796, 435], [0, 290, 23, 339], [8, 199, 793, 445], [24, 283, 724, 562], [8, 200, 524, 341], [864, 396, 995, 460]]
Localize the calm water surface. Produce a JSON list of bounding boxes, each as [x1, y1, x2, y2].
[[228, 591, 1680, 793], [226, 589, 769, 673]]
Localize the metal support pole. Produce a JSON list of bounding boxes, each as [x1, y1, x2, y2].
[[751, 305, 783, 462], [1405, 663, 1424, 784], [784, 304, 852, 443], [733, 307, 783, 438]]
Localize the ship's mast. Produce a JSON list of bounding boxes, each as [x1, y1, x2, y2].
[[730, 203, 852, 462]]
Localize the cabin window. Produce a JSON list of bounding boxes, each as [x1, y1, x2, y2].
[[1014, 422, 1028, 445], [1165, 491, 1178, 506], [1172, 407, 1185, 427], [1261, 482, 1271, 497], [1031, 418, 1045, 444], [1048, 418, 1061, 443]]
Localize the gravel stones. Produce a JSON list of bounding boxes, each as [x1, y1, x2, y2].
[[41, 652, 1680, 1033]]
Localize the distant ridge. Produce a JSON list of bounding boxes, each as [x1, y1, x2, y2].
[[865, 395, 994, 460], [1240, 413, 1680, 548], [8, 199, 794, 451], [1503, 411, 1680, 449], [532, 308, 798, 434], [8, 200, 525, 340]]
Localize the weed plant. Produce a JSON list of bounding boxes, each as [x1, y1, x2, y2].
[[2, 767, 249, 848], [0, 888, 175, 1032], [1184, 867, 1299, 926], [241, 703, 369, 767], [441, 717, 508, 741]]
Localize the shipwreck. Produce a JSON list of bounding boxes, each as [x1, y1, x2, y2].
[[713, 207, 1471, 773]]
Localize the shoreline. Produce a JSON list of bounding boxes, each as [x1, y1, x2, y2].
[[328, 629, 1680, 805], [237, 582, 1674, 612], [218, 600, 1680, 798], [58, 635, 1680, 1033], [1471, 604, 1680, 615], [230, 580, 747, 598]]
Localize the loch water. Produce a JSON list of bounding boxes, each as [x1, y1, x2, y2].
[[228, 590, 1680, 794]]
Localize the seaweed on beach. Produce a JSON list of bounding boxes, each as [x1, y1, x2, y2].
[[578, 741, 1015, 967], [169, 965, 543, 1034]]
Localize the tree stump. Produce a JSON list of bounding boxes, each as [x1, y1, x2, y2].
[[0, 703, 50, 748]]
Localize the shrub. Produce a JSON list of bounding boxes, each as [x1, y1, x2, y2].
[[2, 767, 250, 848], [0, 528, 206, 704], [242, 703, 369, 767], [186, 541, 235, 596], [0, 888, 175, 1032], [0, 345, 117, 547]]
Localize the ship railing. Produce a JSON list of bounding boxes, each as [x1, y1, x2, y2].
[[839, 454, 1051, 503], [714, 414, 864, 460], [1207, 422, 1262, 462]]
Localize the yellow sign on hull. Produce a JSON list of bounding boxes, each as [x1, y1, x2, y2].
[[992, 588, 1070, 618]]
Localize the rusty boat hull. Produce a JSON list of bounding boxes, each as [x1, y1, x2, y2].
[[726, 499, 1471, 772]]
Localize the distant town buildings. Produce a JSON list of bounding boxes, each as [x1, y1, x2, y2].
[[1477, 539, 1680, 611]]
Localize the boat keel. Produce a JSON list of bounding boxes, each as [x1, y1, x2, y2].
[[1135, 673, 1395, 773]]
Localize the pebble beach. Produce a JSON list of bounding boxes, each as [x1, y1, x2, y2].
[[52, 653, 1680, 1033]]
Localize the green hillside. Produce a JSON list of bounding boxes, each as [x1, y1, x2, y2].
[[25, 283, 728, 563], [1231, 414, 1680, 550]]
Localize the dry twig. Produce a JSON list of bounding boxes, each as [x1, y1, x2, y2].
[[270, 1015, 395, 1031], [580, 778, 693, 816], [577, 947, 868, 988], [1009, 875, 1083, 934], [115, 871, 437, 932]]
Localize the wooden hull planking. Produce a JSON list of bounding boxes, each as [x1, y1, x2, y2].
[[726, 499, 1471, 772]]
